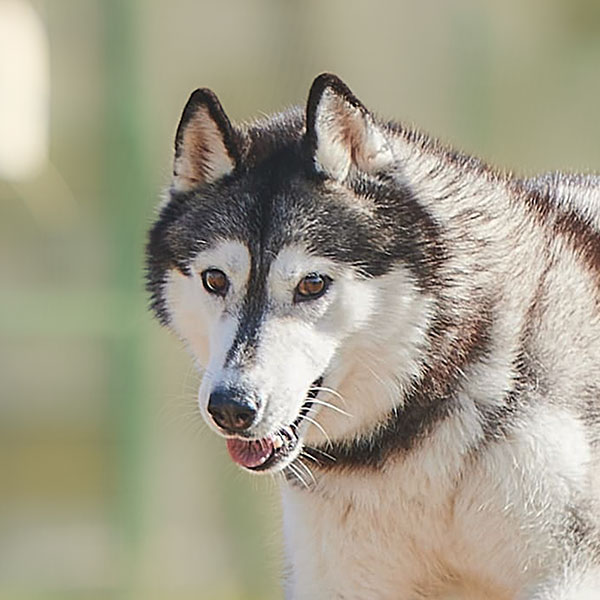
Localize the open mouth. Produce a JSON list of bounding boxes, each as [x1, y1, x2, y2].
[[225, 377, 323, 472]]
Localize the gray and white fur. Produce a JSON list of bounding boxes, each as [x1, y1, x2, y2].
[[146, 74, 600, 599]]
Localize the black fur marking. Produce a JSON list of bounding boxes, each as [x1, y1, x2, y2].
[[471, 265, 550, 451], [469, 253, 554, 453], [559, 502, 600, 562], [145, 191, 201, 324], [305, 394, 462, 471], [582, 388, 600, 447], [225, 253, 270, 367], [348, 176, 448, 288], [515, 175, 600, 288], [475, 351, 540, 446]]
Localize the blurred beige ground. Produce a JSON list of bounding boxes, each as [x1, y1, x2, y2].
[[1, 0, 600, 598]]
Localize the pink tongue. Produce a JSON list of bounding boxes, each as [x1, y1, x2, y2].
[[226, 437, 274, 468]]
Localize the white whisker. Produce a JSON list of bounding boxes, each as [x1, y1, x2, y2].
[[300, 450, 321, 465], [310, 385, 348, 405], [304, 445, 336, 462], [294, 457, 317, 486], [308, 398, 353, 418], [286, 462, 309, 489]]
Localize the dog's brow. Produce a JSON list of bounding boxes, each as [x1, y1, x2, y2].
[[192, 239, 251, 278]]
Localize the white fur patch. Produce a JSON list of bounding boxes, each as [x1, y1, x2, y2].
[[164, 239, 250, 370], [303, 266, 432, 445]]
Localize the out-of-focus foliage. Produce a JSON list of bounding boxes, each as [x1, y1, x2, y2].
[[1, 0, 599, 598]]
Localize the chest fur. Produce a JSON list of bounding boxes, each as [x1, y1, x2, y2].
[[281, 403, 593, 599]]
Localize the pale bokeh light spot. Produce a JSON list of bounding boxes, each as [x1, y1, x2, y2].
[[0, 0, 49, 181]]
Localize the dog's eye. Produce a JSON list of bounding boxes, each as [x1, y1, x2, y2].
[[294, 273, 331, 302], [201, 269, 229, 296]]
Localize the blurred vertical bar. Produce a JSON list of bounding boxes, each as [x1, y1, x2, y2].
[[100, 0, 150, 593], [451, 5, 493, 152]]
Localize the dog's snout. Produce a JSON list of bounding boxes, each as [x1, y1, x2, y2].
[[207, 387, 258, 433]]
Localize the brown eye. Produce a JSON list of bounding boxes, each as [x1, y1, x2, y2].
[[201, 269, 229, 296], [294, 273, 331, 302]]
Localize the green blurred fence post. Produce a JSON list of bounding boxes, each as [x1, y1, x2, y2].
[[101, 0, 152, 593]]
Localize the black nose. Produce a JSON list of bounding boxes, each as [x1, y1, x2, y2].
[[207, 387, 258, 432]]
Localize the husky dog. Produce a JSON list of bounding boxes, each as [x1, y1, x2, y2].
[[146, 74, 600, 599]]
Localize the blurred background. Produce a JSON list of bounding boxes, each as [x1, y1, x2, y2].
[[1, 0, 600, 598]]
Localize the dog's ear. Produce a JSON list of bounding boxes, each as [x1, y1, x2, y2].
[[172, 89, 240, 191], [305, 73, 393, 181]]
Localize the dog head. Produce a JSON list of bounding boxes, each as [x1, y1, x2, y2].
[[146, 75, 436, 474]]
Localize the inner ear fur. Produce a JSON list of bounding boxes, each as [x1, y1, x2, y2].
[[305, 73, 393, 181], [172, 88, 240, 191]]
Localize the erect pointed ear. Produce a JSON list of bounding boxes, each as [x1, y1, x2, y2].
[[172, 88, 240, 191], [305, 74, 393, 181]]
